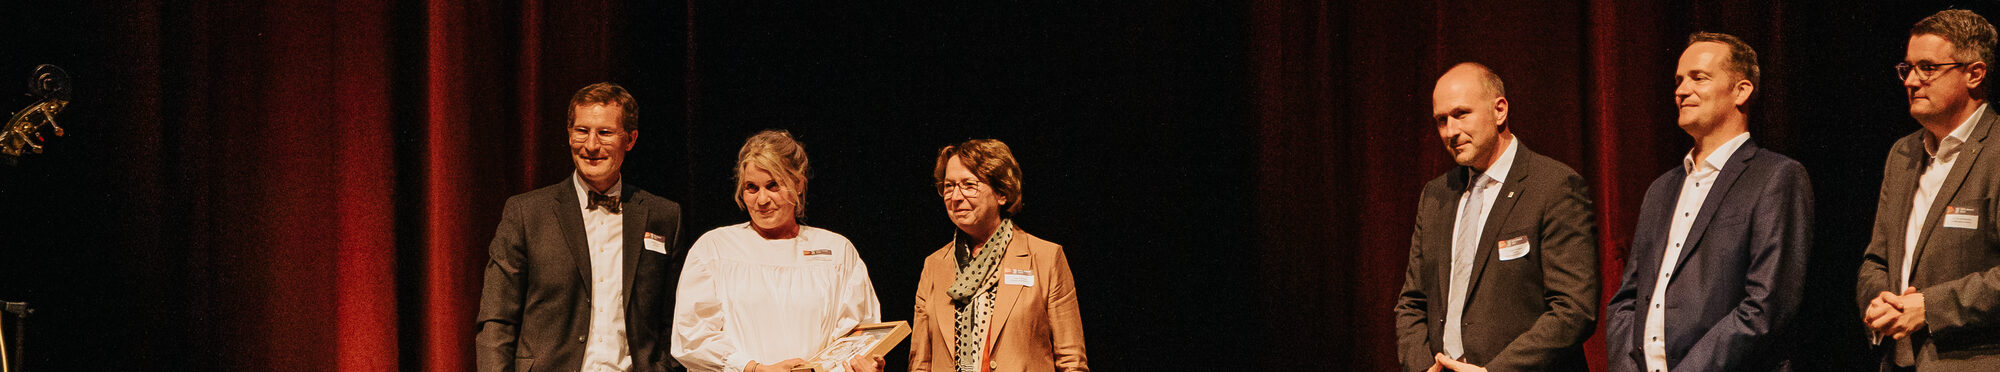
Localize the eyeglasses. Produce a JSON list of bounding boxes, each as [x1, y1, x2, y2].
[[1897, 61, 1970, 82], [569, 126, 625, 145], [936, 179, 985, 198]]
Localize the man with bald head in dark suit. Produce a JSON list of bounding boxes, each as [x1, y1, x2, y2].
[[1395, 63, 1600, 372]]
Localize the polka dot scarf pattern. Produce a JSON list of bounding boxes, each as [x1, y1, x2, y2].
[[950, 219, 1013, 372]]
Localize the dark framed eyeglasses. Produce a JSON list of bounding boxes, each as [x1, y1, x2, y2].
[[1897, 61, 1970, 81]]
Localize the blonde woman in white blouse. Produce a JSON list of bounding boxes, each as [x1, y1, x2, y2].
[[672, 130, 883, 372]]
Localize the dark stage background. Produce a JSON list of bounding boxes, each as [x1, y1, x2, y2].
[[0, 0, 1984, 371]]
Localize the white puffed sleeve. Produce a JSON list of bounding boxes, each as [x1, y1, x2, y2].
[[672, 239, 748, 372], [830, 239, 883, 343]]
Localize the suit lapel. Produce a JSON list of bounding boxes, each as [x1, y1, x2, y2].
[[932, 248, 961, 356], [620, 184, 646, 299], [1435, 167, 1469, 311], [1669, 140, 1760, 276], [1911, 108, 1996, 278], [554, 177, 594, 287], [985, 232, 1034, 355], [1634, 168, 1686, 297], [1466, 148, 1531, 300], [1883, 139, 1924, 276]]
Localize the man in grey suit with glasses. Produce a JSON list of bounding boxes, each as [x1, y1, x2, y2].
[[1859, 9, 2000, 372]]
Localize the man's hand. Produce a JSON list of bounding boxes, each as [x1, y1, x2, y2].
[[1866, 290, 1908, 335], [1887, 287, 1927, 340], [1865, 290, 1903, 329], [1433, 353, 1487, 372], [843, 355, 885, 372], [747, 358, 808, 372]]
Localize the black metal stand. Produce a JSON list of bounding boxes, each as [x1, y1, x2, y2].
[[1, 301, 27, 372]]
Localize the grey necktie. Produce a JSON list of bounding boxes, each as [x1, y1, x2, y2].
[[1442, 174, 1490, 359]]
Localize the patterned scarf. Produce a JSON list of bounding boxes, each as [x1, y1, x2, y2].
[[949, 219, 1013, 304], [950, 219, 1013, 372]]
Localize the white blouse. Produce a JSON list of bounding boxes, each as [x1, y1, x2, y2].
[[671, 223, 882, 372]]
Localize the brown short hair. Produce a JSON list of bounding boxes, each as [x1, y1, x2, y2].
[[1913, 9, 1999, 65], [734, 130, 811, 215], [935, 139, 1024, 217], [568, 82, 639, 131], [1687, 32, 1762, 90]]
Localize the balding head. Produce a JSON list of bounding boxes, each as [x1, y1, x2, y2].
[[1439, 62, 1506, 101], [1431, 62, 1513, 170]]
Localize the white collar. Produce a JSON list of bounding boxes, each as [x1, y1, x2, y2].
[[1474, 138, 1520, 186], [1926, 103, 1987, 157], [1684, 132, 1751, 174]]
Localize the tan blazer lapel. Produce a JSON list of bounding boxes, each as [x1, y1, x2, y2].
[[985, 235, 1035, 356], [931, 248, 961, 357]]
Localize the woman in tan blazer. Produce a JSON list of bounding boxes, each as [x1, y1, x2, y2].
[[909, 139, 1088, 372]]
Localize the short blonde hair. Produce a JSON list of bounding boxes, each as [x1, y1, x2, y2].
[[934, 139, 1023, 216], [734, 130, 810, 216]]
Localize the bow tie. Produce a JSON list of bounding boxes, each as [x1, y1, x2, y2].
[[587, 190, 622, 214]]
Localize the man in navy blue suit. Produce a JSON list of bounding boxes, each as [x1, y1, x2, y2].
[[1604, 32, 1814, 372]]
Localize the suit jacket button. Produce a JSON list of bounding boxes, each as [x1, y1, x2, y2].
[[578, 336, 586, 343]]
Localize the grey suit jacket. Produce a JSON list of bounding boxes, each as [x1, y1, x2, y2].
[[1396, 143, 1600, 372], [477, 178, 686, 372], [1858, 104, 2000, 371], [1606, 139, 1813, 372]]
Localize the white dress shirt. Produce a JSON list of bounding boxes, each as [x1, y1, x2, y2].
[[1642, 133, 1749, 372], [671, 223, 883, 372], [1443, 139, 1518, 358], [1905, 103, 1987, 289], [575, 173, 632, 372]]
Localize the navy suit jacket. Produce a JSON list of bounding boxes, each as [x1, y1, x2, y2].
[[1606, 139, 1814, 372]]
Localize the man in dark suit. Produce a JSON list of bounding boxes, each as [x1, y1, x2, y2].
[[1604, 32, 1813, 372], [1396, 63, 1600, 372], [477, 82, 685, 372], [1859, 9, 2000, 371]]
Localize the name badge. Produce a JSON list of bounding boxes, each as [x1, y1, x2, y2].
[[644, 232, 668, 254], [1945, 206, 1980, 230], [1004, 268, 1035, 287], [801, 249, 834, 262], [1497, 236, 1531, 261]]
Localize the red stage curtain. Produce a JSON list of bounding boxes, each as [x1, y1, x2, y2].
[[89, 0, 637, 370]]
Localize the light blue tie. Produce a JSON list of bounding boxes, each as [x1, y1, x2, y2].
[[1442, 174, 1490, 359]]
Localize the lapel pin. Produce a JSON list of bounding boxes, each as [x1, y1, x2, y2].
[[1507, 191, 1516, 198]]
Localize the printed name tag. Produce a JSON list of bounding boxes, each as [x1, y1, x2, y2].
[[1497, 236, 1531, 261], [644, 232, 668, 254], [1945, 206, 1980, 230], [801, 249, 834, 262], [1003, 268, 1035, 287]]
